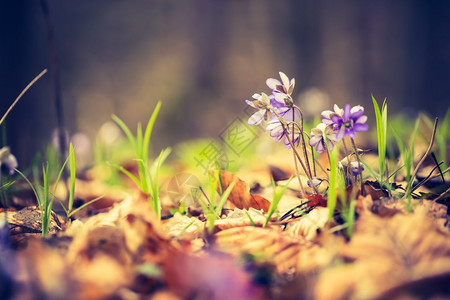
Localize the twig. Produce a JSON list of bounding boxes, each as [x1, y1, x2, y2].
[[431, 152, 445, 183], [0, 69, 48, 127], [411, 162, 443, 192], [404, 118, 439, 198], [433, 186, 450, 202]]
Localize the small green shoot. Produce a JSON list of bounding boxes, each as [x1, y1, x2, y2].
[[392, 118, 420, 202], [264, 176, 293, 227], [327, 145, 339, 220], [372, 95, 388, 184], [16, 161, 65, 236], [55, 144, 102, 219], [112, 101, 171, 220], [198, 170, 236, 234]]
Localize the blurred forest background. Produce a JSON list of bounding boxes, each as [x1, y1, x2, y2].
[[1, 0, 449, 166]]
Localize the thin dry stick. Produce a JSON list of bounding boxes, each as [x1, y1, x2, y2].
[[0, 69, 48, 127], [291, 109, 305, 196], [404, 118, 439, 198], [412, 166, 449, 192], [294, 105, 313, 180], [433, 186, 450, 202], [350, 138, 365, 196]]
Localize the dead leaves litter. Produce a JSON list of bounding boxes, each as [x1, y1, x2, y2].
[[219, 170, 271, 212]]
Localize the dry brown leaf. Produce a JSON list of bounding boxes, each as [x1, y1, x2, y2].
[[1, 206, 62, 235], [214, 207, 266, 231], [215, 226, 315, 273], [284, 207, 329, 240], [163, 212, 204, 239], [220, 170, 271, 212], [314, 207, 450, 300], [67, 195, 175, 266]]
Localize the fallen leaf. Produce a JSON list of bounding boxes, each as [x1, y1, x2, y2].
[[214, 207, 266, 231], [163, 212, 204, 240], [215, 226, 315, 273], [284, 207, 329, 240], [219, 170, 270, 212], [314, 207, 450, 300]]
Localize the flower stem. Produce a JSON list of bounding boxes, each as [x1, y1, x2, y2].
[[294, 105, 313, 180], [271, 109, 318, 194], [350, 138, 365, 196]]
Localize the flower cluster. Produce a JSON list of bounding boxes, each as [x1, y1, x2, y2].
[[245, 72, 299, 149], [0, 147, 18, 175], [309, 104, 369, 152], [245, 72, 369, 154]]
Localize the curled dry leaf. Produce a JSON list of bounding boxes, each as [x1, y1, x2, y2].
[[215, 226, 315, 273], [214, 207, 266, 231], [284, 207, 329, 240], [163, 212, 204, 240], [314, 207, 450, 300], [220, 170, 270, 212], [67, 195, 175, 266]]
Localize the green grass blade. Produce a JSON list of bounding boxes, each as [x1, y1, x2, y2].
[[42, 164, 50, 236], [215, 180, 236, 217], [136, 122, 143, 158], [244, 210, 256, 227], [264, 177, 293, 227], [15, 168, 41, 207], [68, 143, 76, 212], [143, 101, 162, 161], [112, 114, 137, 151], [372, 95, 386, 182], [67, 195, 104, 218], [108, 162, 141, 189], [328, 146, 339, 220]]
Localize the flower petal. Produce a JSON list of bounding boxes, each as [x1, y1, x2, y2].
[[316, 141, 325, 153], [309, 135, 322, 146], [346, 128, 356, 138], [356, 115, 367, 124], [336, 126, 345, 141], [353, 123, 369, 132], [245, 99, 256, 108], [266, 78, 281, 90], [321, 110, 333, 119], [343, 104, 351, 120], [279, 72, 290, 89], [248, 110, 265, 125], [350, 108, 363, 120]]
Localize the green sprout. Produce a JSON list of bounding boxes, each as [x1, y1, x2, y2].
[[198, 169, 236, 234], [327, 145, 339, 220], [56, 144, 102, 219], [15, 162, 64, 236], [112, 101, 171, 220], [372, 95, 388, 184], [16, 143, 100, 235], [264, 177, 293, 227]]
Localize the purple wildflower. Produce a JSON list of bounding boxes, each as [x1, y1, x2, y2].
[[349, 161, 364, 176], [0, 147, 18, 175], [309, 123, 336, 153], [321, 104, 343, 126], [245, 92, 273, 125], [307, 177, 323, 188], [266, 72, 295, 96], [329, 104, 369, 141], [266, 108, 300, 149]]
